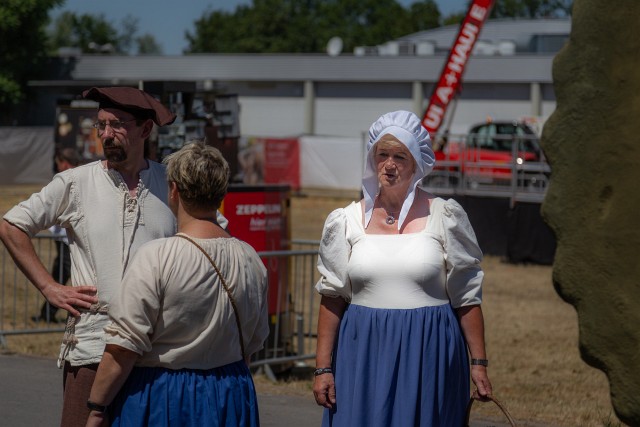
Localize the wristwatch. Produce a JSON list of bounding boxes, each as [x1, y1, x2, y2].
[[470, 358, 489, 367]]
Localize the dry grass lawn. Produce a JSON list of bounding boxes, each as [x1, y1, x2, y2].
[[0, 184, 623, 426]]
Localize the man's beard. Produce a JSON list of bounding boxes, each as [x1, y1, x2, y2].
[[102, 139, 127, 163]]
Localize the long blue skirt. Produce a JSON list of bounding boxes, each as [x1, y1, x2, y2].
[[110, 360, 259, 427], [323, 304, 469, 427]]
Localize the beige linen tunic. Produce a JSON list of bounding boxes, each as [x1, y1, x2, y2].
[[105, 236, 270, 369], [3, 160, 176, 366]]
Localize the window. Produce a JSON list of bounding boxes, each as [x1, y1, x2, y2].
[[467, 122, 539, 153]]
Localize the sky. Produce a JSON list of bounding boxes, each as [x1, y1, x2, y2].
[[50, 0, 469, 55]]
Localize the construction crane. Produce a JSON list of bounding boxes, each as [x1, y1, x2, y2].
[[421, 0, 495, 136]]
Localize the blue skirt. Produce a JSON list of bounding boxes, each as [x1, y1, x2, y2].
[[110, 360, 259, 427], [323, 304, 469, 427]]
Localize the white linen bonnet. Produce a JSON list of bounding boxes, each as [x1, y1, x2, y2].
[[362, 110, 435, 230]]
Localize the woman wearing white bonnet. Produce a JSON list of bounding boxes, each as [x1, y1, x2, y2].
[[313, 110, 492, 426]]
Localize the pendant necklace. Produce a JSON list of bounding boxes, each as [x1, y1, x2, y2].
[[385, 213, 397, 225], [376, 196, 399, 225], [384, 209, 399, 225]]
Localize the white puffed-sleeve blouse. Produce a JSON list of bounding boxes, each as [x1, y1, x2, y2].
[[104, 236, 269, 369], [315, 197, 483, 309]]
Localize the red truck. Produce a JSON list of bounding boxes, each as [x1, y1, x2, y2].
[[425, 120, 549, 190], [417, 0, 551, 191]]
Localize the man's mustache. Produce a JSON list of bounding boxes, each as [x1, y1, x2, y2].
[[102, 138, 117, 148]]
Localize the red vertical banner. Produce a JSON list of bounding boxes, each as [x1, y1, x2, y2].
[[262, 138, 300, 190], [422, 0, 494, 135]]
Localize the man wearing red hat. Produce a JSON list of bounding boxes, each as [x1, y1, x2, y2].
[[0, 87, 188, 426]]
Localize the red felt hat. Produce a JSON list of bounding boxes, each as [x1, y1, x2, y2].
[[82, 86, 177, 126]]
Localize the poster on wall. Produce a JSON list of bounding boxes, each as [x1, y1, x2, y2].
[[236, 137, 300, 190], [263, 138, 300, 190]]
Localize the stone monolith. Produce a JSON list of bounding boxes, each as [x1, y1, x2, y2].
[[541, 0, 640, 424]]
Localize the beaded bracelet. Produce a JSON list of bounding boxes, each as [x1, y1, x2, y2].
[[314, 367, 333, 376], [470, 358, 489, 367]]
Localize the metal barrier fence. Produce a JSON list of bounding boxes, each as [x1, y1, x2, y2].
[[252, 243, 321, 379], [0, 235, 322, 378], [0, 235, 66, 348]]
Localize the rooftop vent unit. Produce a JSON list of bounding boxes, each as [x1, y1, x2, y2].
[[416, 41, 435, 56], [473, 40, 497, 55], [398, 41, 416, 55], [354, 46, 379, 56], [378, 41, 400, 56], [498, 40, 516, 55]]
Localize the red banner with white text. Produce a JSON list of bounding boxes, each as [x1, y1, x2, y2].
[[422, 0, 494, 135]]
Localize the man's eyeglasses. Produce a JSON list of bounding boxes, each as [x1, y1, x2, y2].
[[92, 119, 137, 132]]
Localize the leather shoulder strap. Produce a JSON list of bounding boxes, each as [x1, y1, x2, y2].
[[175, 233, 246, 360]]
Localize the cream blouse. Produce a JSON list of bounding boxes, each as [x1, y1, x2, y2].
[[315, 198, 483, 309], [104, 236, 269, 369]]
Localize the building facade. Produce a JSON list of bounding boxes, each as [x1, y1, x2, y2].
[[27, 18, 569, 139]]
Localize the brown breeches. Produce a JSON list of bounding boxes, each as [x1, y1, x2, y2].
[[60, 362, 99, 427]]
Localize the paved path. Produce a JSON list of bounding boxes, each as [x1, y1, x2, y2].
[[0, 353, 322, 427], [1, 353, 520, 426]]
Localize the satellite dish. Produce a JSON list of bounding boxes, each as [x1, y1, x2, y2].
[[326, 36, 343, 57]]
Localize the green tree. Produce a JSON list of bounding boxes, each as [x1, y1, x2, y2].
[[187, 1, 328, 53], [48, 8, 74, 50], [48, 11, 160, 54], [0, 0, 62, 122], [118, 15, 139, 54], [49, 11, 127, 53], [136, 34, 163, 55], [230, 0, 318, 52], [185, 0, 442, 54], [442, 12, 467, 26], [407, 0, 441, 32], [319, 0, 409, 52], [441, 0, 572, 24], [186, 9, 234, 53], [491, 0, 572, 18]]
